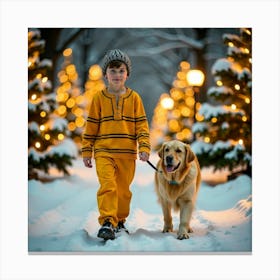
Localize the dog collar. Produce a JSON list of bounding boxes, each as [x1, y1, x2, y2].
[[169, 180, 179, 185]]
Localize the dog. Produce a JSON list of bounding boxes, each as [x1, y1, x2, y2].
[[155, 140, 201, 240]]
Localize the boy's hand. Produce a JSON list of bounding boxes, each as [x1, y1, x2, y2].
[[83, 157, 93, 168], [139, 152, 149, 162]]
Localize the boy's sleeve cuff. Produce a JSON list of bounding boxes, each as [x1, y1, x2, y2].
[[81, 150, 93, 158], [139, 146, 151, 154]]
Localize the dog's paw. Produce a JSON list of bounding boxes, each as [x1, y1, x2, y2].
[[177, 226, 191, 240], [177, 232, 190, 240], [162, 224, 173, 233]]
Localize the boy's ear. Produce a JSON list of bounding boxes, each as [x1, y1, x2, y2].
[[158, 143, 165, 159]]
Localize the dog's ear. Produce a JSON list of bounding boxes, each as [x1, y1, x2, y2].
[[185, 144, 195, 164], [158, 143, 165, 159]]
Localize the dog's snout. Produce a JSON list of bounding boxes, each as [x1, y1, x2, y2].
[[166, 155, 173, 164]]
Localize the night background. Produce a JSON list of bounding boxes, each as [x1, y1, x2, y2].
[[28, 27, 251, 179]]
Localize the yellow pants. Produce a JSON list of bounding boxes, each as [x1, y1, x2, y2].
[[95, 157, 136, 228]]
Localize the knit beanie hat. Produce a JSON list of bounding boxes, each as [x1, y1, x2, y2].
[[102, 49, 132, 76]]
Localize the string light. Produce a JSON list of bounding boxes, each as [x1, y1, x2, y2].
[[35, 142, 41, 149], [89, 65, 103, 80], [66, 98, 75, 108], [160, 96, 174, 110], [66, 64, 76, 75], [177, 71, 186, 80], [180, 61, 190, 70], [63, 48, 72, 57], [59, 73, 68, 83], [75, 117, 85, 128], [57, 105, 67, 116], [216, 80, 223, 86], [168, 119, 180, 132], [186, 70, 205, 87], [196, 114, 204, 122], [42, 77, 48, 83], [39, 125, 45, 131], [68, 122, 76, 131], [204, 137, 210, 143], [185, 96, 195, 107], [181, 107, 191, 117], [182, 128, 191, 139], [40, 111, 46, 118], [234, 84, 240, 90], [73, 107, 83, 117], [231, 104, 237, 110], [171, 89, 183, 100], [58, 133, 64, 141], [245, 29, 251, 35], [31, 94, 37, 101]]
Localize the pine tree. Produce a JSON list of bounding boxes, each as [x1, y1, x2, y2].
[[28, 29, 77, 179], [56, 48, 87, 146], [150, 61, 196, 150], [192, 28, 252, 176]]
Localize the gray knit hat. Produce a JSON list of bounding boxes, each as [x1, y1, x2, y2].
[[102, 49, 132, 76]]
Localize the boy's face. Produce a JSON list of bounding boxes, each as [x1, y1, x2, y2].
[[105, 63, 128, 90]]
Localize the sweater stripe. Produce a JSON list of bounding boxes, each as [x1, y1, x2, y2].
[[87, 116, 147, 123], [84, 133, 138, 140], [94, 148, 137, 154]]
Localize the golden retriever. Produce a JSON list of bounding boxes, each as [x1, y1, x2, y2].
[[155, 140, 201, 239]]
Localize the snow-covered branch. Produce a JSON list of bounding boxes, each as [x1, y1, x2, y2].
[[128, 42, 191, 57]]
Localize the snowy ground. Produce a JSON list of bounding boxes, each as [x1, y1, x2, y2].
[[28, 153, 252, 254]]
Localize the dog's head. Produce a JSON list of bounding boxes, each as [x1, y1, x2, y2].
[[158, 140, 195, 174]]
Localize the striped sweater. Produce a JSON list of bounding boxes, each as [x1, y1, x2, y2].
[[82, 88, 150, 159]]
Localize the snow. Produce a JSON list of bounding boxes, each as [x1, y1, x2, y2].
[[48, 115, 68, 131], [198, 103, 245, 120], [28, 121, 39, 132], [28, 153, 252, 253], [192, 122, 208, 134], [191, 140, 251, 167], [40, 58, 52, 68], [29, 139, 78, 162], [207, 85, 234, 97], [191, 140, 212, 154], [224, 143, 245, 160], [211, 58, 242, 75], [46, 138, 78, 158]]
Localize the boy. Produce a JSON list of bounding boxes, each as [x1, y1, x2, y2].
[[82, 49, 150, 240]]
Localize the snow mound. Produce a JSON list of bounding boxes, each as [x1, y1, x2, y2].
[[28, 158, 252, 253]]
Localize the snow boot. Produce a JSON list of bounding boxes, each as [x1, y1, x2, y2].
[[115, 221, 129, 234], [97, 220, 115, 240]]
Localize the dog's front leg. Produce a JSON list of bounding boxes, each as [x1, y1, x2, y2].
[[177, 199, 194, 240], [160, 199, 173, 233]]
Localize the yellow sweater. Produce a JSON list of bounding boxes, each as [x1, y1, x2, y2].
[[82, 88, 150, 159]]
